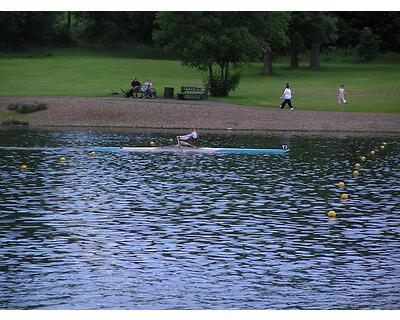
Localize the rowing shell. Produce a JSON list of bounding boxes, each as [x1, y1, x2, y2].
[[90, 146, 288, 155]]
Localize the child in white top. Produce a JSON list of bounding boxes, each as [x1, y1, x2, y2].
[[337, 84, 347, 104]]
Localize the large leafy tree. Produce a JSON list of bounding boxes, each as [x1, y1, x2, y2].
[[290, 12, 338, 70], [357, 27, 381, 61], [336, 12, 400, 53], [0, 12, 61, 51], [247, 12, 291, 75], [153, 12, 259, 96]]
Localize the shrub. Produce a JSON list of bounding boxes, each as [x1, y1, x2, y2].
[[204, 72, 240, 97]]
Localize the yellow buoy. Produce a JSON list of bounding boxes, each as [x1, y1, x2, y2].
[[59, 156, 66, 162], [89, 151, 96, 156], [327, 210, 337, 218], [360, 156, 366, 161], [380, 145, 385, 151], [352, 170, 359, 177], [354, 163, 361, 169], [370, 150, 375, 156], [341, 193, 349, 200], [149, 141, 156, 146], [338, 181, 345, 188], [20, 164, 28, 170]]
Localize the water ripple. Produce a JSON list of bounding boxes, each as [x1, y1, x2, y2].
[[0, 129, 399, 309]]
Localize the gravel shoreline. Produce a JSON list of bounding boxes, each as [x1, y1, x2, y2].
[[1, 96, 399, 133]]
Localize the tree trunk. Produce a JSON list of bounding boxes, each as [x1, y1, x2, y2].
[[219, 63, 225, 95], [63, 12, 72, 40], [67, 12, 71, 33], [208, 65, 214, 96], [262, 48, 273, 75], [290, 47, 299, 69], [224, 62, 231, 96], [310, 42, 321, 70]]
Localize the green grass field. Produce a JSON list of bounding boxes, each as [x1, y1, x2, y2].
[[1, 47, 399, 113]]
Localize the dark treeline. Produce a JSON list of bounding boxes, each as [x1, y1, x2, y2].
[[336, 12, 400, 52], [1, 12, 399, 53], [0, 12, 156, 50]]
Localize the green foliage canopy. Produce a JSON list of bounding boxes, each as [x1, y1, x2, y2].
[[293, 12, 338, 46], [357, 27, 381, 60], [153, 12, 259, 70], [0, 12, 61, 50], [247, 12, 291, 55], [74, 12, 155, 43]]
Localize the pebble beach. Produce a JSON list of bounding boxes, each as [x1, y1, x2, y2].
[[1, 96, 399, 133]]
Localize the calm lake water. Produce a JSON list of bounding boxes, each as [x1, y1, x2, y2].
[[0, 128, 399, 310]]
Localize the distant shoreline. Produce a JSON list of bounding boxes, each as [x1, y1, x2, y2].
[[1, 96, 400, 134]]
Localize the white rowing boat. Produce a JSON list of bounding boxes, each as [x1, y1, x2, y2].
[[91, 146, 288, 155], [0, 146, 289, 155]]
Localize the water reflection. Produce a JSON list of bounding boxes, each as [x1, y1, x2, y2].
[[0, 128, 399, 309]]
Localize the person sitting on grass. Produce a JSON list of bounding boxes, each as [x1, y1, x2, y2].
[[176, 127, 199, 148]]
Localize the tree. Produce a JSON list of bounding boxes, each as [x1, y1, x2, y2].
[[0, 12, 61, 51], [153, 12, 259, 96], [289, 31, 305, 69], [336, 12, 400, 53], [64, 12, 72, 40], [74, 12, 156, 43], [290, 12, 338, 70], [357, 27, 381, 61], [247, 12, 291, 75]]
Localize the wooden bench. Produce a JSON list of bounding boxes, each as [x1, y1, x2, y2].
[[177, 86, 208, 100]]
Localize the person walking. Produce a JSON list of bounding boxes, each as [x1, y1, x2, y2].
[[337, 84, 347, 104], [279, 82, 295, 111]]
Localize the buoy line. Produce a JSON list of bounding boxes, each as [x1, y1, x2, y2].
[[328, 141, 389, 218]]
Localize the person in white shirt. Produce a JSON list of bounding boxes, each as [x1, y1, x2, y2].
[[279, 82, 295, 110], [143, 79, 155, 98], [176, 127, 199, 148], [337, 84, 347, 104]]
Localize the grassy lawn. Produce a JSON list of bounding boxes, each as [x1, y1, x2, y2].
[[1, 47, 399, 113]]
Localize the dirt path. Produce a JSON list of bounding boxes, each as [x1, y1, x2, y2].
[[1, 96, 399, 133]]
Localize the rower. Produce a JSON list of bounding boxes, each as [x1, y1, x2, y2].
[[176, 127, 199, 148]]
